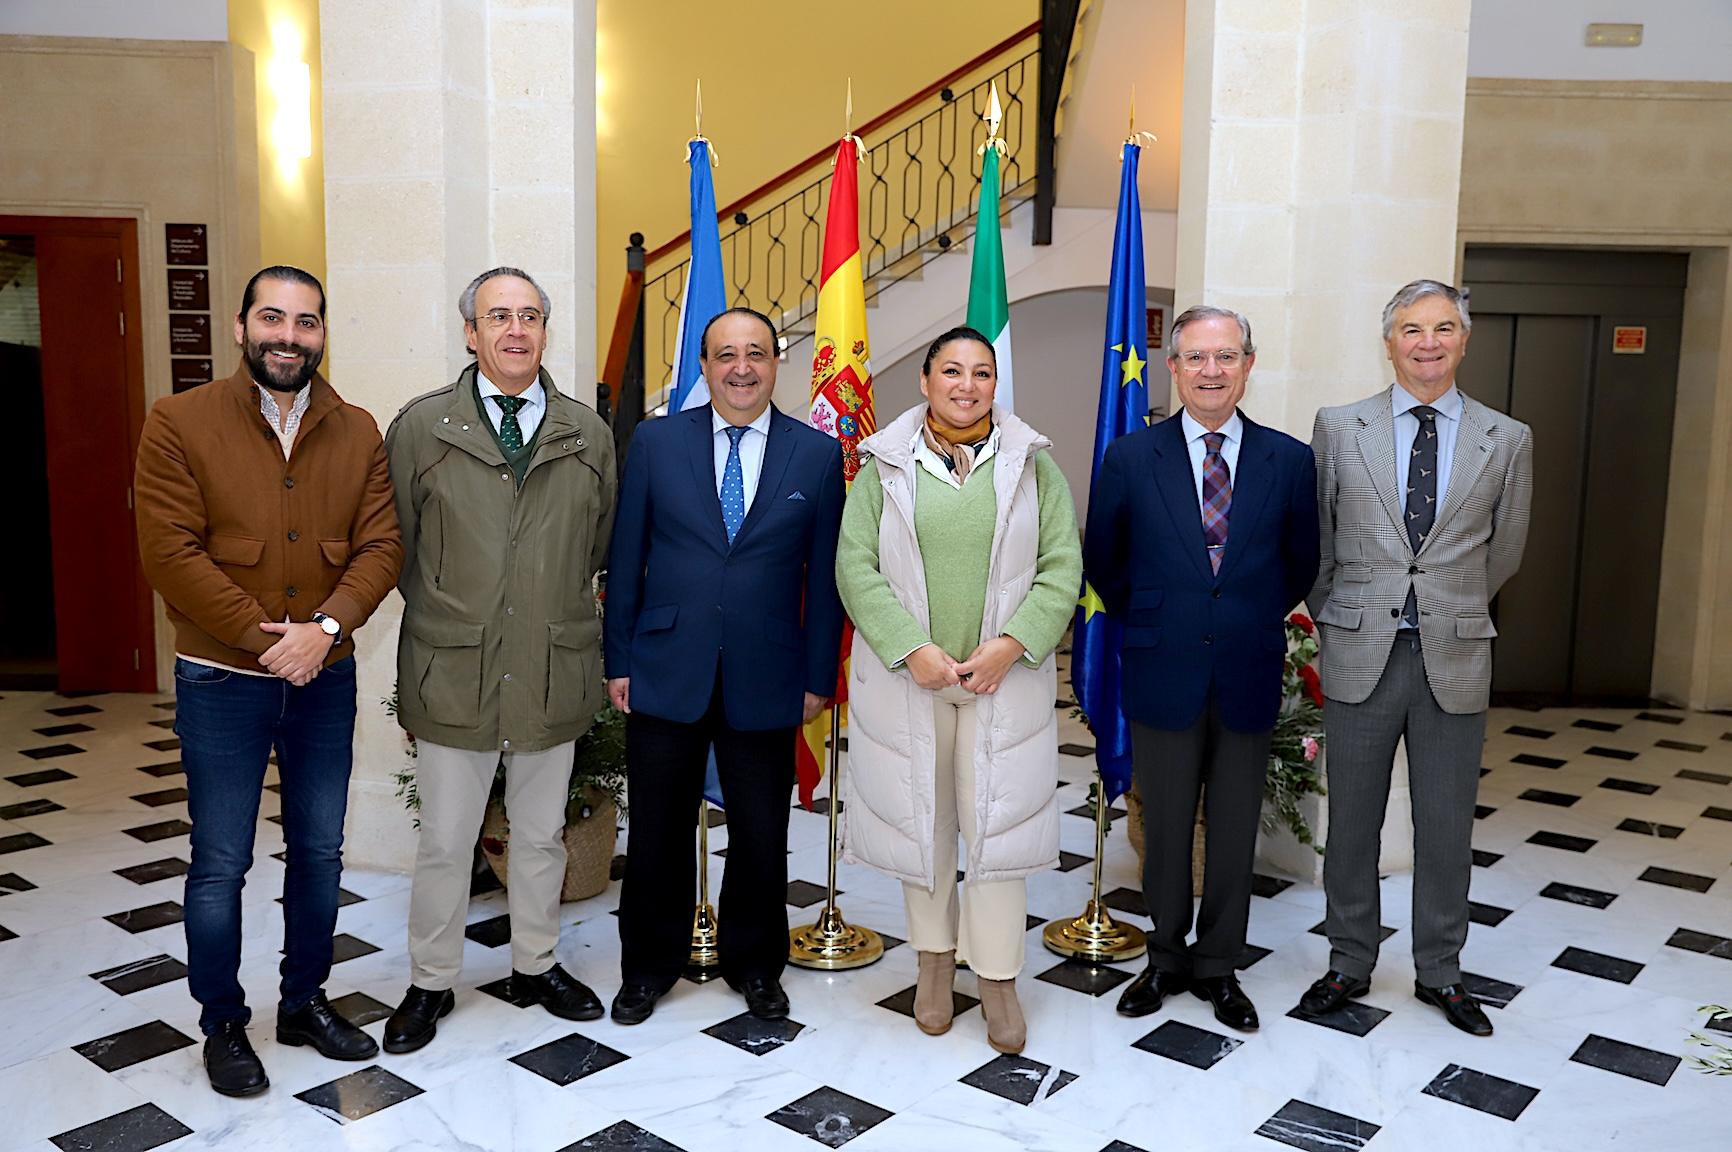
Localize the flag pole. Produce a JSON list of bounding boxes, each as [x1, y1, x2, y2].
[[687, 798, 721, 980], [789, 706, 883, 969]]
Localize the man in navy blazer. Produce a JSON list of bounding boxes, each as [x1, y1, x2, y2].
[[1084, 305, 1319, 1032], [604, 308, 844, 1025]]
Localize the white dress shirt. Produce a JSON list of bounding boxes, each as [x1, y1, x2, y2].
[[1180, 408, 1244, 510], [1392, 383, 1462, 511], [478, 372, 547, 442], [712, 406, 773, 515]]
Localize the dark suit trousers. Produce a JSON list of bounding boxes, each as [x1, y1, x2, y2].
[[1131, 699, 1272, 979], [618, 675, 795, 990]]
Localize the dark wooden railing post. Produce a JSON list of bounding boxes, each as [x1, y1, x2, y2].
[[1035, 0, 1082, 246], [611, 232, 648, 467]]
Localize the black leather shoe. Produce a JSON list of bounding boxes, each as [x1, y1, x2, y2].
[[383, 987, 456, 1054], [204, 1021, 268, 1097], [611, 982, 663, 1025], [276, 993, 380, 1060], [1297, 970, 1371, 1017], [1115, 966, 1190, 1017], [1415, 981, 1494, 1036], [1191, 974, 1260, 1032], [514, 964, 605, 1021], [728, 975, 791, 1021]]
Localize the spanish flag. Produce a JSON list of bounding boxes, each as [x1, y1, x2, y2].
[[800, 133, 876, 809]]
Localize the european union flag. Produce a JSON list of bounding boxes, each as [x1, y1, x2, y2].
[[670, 137, 727, 414], [1072, 142, 1149, 803]]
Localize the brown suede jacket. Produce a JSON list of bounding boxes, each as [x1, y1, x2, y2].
[[134, 364, 403, 670]]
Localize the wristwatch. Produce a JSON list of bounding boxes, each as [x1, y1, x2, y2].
[[312, 612, 343, 644]]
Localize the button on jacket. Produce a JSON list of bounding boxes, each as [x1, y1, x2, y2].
[[387, 364, 617, 753]]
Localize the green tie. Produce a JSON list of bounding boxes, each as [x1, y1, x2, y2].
[[491, 394, 529, 452]]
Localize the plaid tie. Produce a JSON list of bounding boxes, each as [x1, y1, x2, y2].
[[1201, 431, 1231, 575], [490, 394, 529, 452], [1401, 405, 1439, 627], [720, 426, 748, 545]]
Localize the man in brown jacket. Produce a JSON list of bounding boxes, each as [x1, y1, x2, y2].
[[134, 265, 402, 1099]]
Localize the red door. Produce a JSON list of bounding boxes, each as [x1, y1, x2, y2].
[[6, 216, 155, 692]]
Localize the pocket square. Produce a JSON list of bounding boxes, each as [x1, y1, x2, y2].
[[786, 490, 806, 501]]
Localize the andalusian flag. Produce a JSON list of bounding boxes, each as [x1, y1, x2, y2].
[[800, 133, 877, 809], [966, 84, 1015, 412]]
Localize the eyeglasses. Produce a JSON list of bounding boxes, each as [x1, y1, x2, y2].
[[1176, 349, 1245, 371], [480, 308, 545, 329]]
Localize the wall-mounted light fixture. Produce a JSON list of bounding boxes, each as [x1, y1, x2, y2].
[[1585, 23, 1643, 48], [268, 20, 312, 163]]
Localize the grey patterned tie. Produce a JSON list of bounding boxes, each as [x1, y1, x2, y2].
[[1401, 405, 1439, 628]]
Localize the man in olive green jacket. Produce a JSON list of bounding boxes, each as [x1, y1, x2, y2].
[[382, 267, 617, 1053]]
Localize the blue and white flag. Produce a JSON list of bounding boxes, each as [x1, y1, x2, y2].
[[670, 138, 727, 414]]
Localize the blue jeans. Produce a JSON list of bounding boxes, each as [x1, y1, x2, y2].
[[174, 656, 357, 1035]]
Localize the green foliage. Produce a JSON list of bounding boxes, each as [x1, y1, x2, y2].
[[1687, 1005, 1732, 1076]]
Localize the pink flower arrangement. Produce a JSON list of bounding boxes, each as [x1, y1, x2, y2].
[[1302, 735, 1320, 762]]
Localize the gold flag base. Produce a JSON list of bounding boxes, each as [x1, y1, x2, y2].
[[789, 903, 884, 971], [686, 900, 721, 981], [1041, 898, 1147, 962]]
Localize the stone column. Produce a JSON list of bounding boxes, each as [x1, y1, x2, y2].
[[1176, 0, 1473, 880], [321, 0, 598, 871]]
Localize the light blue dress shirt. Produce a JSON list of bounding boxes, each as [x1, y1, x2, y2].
[[1180, 408, 1244, 511], [712, 406, 773, 515], [1392, 384, 1462, 514], [478, 372, 547, 442]]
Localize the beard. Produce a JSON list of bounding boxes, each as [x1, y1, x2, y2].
[[244, 337, 323, 395]]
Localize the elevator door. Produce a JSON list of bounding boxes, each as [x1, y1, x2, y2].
[[1458, 248, 1686, 706]]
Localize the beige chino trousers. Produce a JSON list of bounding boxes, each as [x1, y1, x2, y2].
[[901, 684, 1028, 979], [406, 738, 575, 988]]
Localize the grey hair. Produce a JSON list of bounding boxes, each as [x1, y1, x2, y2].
[[1381, 279, 1471, 340], [1168, 305, 1255, 357], [458, 266, 552, 323]]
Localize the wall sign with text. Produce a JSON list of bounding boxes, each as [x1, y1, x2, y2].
[[166, 223, 215, 392]]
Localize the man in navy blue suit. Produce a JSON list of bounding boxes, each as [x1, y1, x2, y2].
[[1083, 306, 1319, 1032], [604, 308, 844, 1024]]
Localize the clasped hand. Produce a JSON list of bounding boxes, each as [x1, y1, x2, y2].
[[906, 636, 1024, 695], [258, 621, 334, 686]]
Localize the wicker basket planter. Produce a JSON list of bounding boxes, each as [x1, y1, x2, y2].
[[1122, 783, 1207, 898], [479, 785, 618, 903]]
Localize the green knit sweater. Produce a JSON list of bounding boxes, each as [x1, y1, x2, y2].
[[838, 449, 1081, 669]]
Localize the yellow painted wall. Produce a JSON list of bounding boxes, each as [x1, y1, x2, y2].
[[228, 0, 325, 285], [596, 0, 1036, 348]]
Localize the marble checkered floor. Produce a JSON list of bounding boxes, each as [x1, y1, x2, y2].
[[1, 684, 1729, 1152]]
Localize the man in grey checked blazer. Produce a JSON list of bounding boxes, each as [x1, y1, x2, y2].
[[1297, 280, 1533, 1037]]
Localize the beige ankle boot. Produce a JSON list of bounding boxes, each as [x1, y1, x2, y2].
[[977, 977, 1026, 1054], [913, 950, 957, 1035]]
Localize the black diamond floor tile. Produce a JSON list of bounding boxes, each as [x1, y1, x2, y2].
[[104, 902, 184, 934], [1468, 901, 1513, 927], [34, 723, 94, 737], [296, 1064, 424, 1122], [0, 871, 37, 894], [1598, 777, 1658, 795], [1569, 1033, 1681, 1086], [609, 853, 627, 881], [1422, 1063, 1539, 1121], [1504, 726, 1553, 739], [115, 858, 189, 885], [48, 1102, 191, 1152], [1025, 914, 1046, 931], [1471, 849, 1503, 867], [1474, 805, 1495, 820], [1518, 789, 1579, 808], [1251, 873, 1295, 898], [143, 738, 180, 752], [1237, 944, 1274, 970], [1527, 831, 1596, 852], [1539, 882, 1616, 909], [876, 984, 978, 1020], [477, 975, 539, 1008], [1678, 769, 1731, 785], [704, 807, 725, 828], [1287, 998, 1390, 1037], [147, 718, 176, 730], [7, 768, 75, 786], [0, 923, 15, 942], [786, 879, 832, 908], [1098, 1144, 1152, 1152], [330, 933, 380, 964], [1572, 719, 1621, 732], [767, 1085, 894, 1148], [1035, 958, 1135, 997], [21, 743, 84, 760], [44, 704, 101, 717], [1255, 1099, 1380, 1152], [123, 820, 192, 844], [1100, 886, 1146, 917], [1584, 746, 1638, 761], [464, 913, 511, 948], [0, 832, 51, 855], [1552, 946, 1643, 984], [1064, 802, 1127, 822], [1639, 866, 1715, 894], [559, 1121, 685, 1151], [1056, 850, 1092, 872], [0, 798, 64, 820], [129, 787, 189, 807], [511, 1031, 630, 1086], [1058, 743, 1095, 757], [1510, 753, 1565, 769], [1655, 739, 1707, 753], [1635, 711, 1684, 725], [703, 1011, 805, 1055], [1461, 972, 1524, 1009], [799, 797, 842, 816], [1616, 817, 1683, 839], [959, 1053, 1077, 1105], [72, 1019, 196, 1072], [136, 762, 183, 778], [1703, 806, 1732, 822], [328, 991, 395, 1027], [1665, 927, 1732, 960], [1310, 921, 1396, 944], [1132, 1019, 1242, 1069], [91, 954, 188, 995]]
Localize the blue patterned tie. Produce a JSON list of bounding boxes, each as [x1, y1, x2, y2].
[[721, 426, 747, 545]]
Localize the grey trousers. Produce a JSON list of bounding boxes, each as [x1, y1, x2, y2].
[[1322, 637, 1485, 986]]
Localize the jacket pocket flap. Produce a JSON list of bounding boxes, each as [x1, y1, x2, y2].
[[405, 614, 485, 648], [549, 617, 603, 649], [1128, 588, 1164, 610], [1455, 615, 1499, 639], [1341, 562, 1373, 583], [208, 534, 264, 566], [319, 538, 350, 566], [637, 604, 678, 634], [1316, 602, 1362, 629]]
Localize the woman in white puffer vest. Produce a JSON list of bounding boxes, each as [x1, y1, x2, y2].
[[837, 326, 1081, 1054]]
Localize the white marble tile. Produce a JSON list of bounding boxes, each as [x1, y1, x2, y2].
[[0, 1048, 154, 1144], [0, 974, 159, 1071]]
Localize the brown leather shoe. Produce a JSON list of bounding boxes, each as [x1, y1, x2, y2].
[[977, 977, 1026, 1054], [914, 950, 958, 1035]]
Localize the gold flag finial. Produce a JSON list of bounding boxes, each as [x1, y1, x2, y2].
[[978, 81, 1007, 157], [685, 78, 719, 165], [1122, 83, 1157, 153], [836, 78, 864, 164]]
